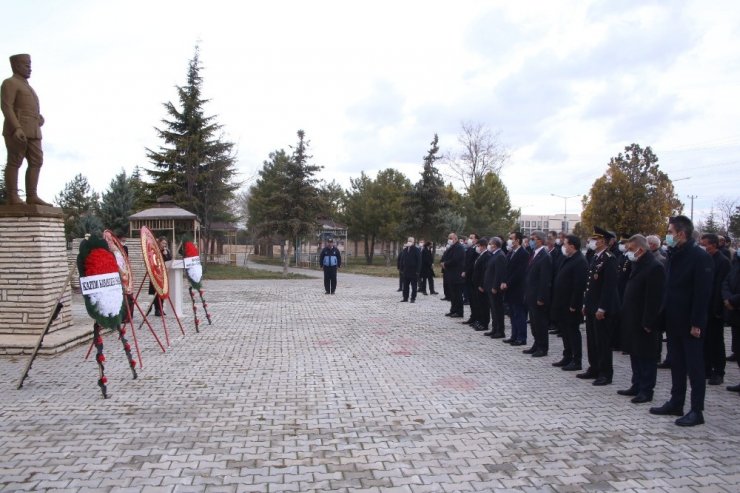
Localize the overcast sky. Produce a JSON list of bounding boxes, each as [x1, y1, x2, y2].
[[2, 0, 738, 221]]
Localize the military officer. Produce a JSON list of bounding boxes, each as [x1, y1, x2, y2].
[[578, 227, 619, 386]]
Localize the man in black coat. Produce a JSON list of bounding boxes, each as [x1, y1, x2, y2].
[[502, 231, 529, 345], [700, 233, 731, 386], [523, 231, 552, 357], [319, 238, 342, 294], [399, 236, 421, 303], [617, 235, 665, 404], [546, 231, 564, 336], [551, 234, 588, 371], [396, 245, 405, 293], [441, 232, 465, 318], [722, 250, 740, 392], [462, 234, 480, 324], [579, 227, 619, 386], [615, 232, 633, 352], [650, 216, 713, 427], [419, 242, 437, 295], [484, 237, 507, 339], [471, 238, 492, 331]]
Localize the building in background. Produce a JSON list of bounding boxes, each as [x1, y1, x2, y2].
[[518, 213, 581, 236]]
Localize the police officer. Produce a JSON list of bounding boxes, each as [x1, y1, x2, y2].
[[319, 238, 342, 294], [578, 227, 619, 386]]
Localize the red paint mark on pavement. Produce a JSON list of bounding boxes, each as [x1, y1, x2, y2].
[[433, 376, 479, 391], [391, 349, 412, 356], [392, 337, 419, 347], [317, 339, 334, 346], [372, 329, 389, 336]]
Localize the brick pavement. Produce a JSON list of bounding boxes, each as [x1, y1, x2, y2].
[[1, 269, 739, 492]]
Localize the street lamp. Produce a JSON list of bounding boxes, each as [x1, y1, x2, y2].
[[550, 193, 579, 233]]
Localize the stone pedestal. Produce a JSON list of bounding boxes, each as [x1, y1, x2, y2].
[[166, 260, 185, 317], [0, 205, 73, 336]]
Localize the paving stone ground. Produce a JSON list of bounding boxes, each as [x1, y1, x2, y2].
[[1, 267, 739, 493]]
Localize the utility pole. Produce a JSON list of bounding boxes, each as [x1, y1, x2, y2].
[[550, 193, 579, 233], [687, 194, 698, 222]]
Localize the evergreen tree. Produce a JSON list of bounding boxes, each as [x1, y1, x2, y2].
[[247, 149, 291, 257], [129, 165, 152, 212], [729, 206, 740, 240], [702, 209, 721, 234], [100, 169, 135, 236], [460, 172, 517, 237], [54, 174, 101, 241], [404, 134, 452, 246], [145, 46, 239, 244]]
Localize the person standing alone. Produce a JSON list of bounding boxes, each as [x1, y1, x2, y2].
[[320, 238, 341, 294]]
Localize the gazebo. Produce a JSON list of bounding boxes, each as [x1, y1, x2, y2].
[[128, 195, 200, 249]]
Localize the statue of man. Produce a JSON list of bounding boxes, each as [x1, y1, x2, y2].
[[1, 53, 50, 206]]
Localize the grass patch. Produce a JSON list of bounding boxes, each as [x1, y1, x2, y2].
[[249, 255, 401, 278], [203, 263, 311, 280]]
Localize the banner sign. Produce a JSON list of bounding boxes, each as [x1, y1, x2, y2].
[[80, 273, 122, 295]]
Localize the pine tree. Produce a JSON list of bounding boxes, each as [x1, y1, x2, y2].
[[404, 134, 452, 245], [129, 165, 151, 212], [54, 174, 101, 241], [145, 46, 239, 244], [100, 169, 135, 237]]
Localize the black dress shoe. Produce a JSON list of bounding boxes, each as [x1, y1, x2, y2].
[[483, 330, 494, 336], [474, 324, 488, 332], [562, 362, 582, 371], [522, 347, 537, 354], [617, 387, 638, 396], [400, 299, 408, 302], [410, 299, 415, 303], [548, 329, 560, 335], [708, 375, 724, 386], [531, 350, 547, 358], [726, 383, 740, 392], [726, 353, 737, 362], [657, 361, 671, 369], [576, 370, 597, 379], [552, 358, 570, 367], [490, 332, 505, 339], [631, 393, 653, 404], [430, 291, 439, 295], [396, 288, 403, 292], [445, 312, 454, 317], [510, 340, 525, 346], [592, 377, 612, 386], [440, 297, 450, 301], [462, 319, 474, 324], [675, 410, 704, 427], [420, 291, 428, 295], [502, 338, 514, 343], [449, 313, 463, 318], [649, 402, 684, 416]]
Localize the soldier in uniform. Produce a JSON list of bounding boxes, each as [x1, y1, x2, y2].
[[578, 227, 619, 386]]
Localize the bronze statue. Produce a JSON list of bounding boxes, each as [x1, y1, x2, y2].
[[1, 54, 50, 206]]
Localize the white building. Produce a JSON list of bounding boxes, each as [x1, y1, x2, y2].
[[518, 213, 581, 236]]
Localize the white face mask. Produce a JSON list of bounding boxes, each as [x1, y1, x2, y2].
[[587, 239, 597, 251], [618, 243, 627, 253], [555, 238, 561, 245], [467, 238, 474, 246], [488, 245, 495, 252], [626, 250, 638, 262], [699, 245, 707, 251], [561, 245, 568, 256], [447, 239, 453, 246], [506, 239, 514, 249]]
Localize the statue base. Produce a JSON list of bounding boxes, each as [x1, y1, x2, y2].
[[0, 205, 73, 348]]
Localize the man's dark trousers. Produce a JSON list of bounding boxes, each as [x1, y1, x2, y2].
[[450, 284, 464, 316], [669, 330, 706, 411], [560, 310, 582, 365], [403, 275, 418, 301], [630, 354, 657, 396], [488, 291, 505, 335], [324, 266, 337, 293]]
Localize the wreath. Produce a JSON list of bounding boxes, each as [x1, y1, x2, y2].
[[77, 235, 125, 328], [181, 237, 203, 290]]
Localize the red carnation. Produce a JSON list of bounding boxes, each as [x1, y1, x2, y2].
[[96, 353, 106, 363], [124, 343, 131, 351], [84, 248, 119, 276], [101, 376, 108, 384], [121, 328, 126, 335], [130, 359, 137, 368], [95, 337, 103, 345], [184, 242, 199, 257], [195, 318, 200, 324]]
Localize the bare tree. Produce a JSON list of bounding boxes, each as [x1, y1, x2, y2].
[[714, 196, 739, 234], [444, 121, 509, 191]]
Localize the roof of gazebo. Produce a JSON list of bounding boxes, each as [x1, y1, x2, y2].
[[129, 195, 198, 221]]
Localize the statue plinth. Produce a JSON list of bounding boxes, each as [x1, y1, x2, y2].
[[0, 205, 72, 338]]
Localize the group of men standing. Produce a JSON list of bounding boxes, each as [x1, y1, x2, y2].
[[432, 215, 739, 427]]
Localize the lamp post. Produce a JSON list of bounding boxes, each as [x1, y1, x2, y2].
[[550, 193, 579, 233]]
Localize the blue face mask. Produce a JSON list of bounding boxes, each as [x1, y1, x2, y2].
[[665, 234, 675, 248], [529, 239, 536, 250]]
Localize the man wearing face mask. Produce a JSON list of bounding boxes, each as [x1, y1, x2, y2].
[[502, 231, 529, 346], [484, 237, 508, 338], [614, 232, 633, 352], [578, 227, 619, 386], [647, 235, 667, 267], [399, 236, 421, 303], [722, 247, 740, 391], [441, 232, 466, 318], [551, 234, 588, 371], [523, 231, 552, 357], [699, 233, 731, 386], [462, 233, 480, 315], [650, 216, 713, 427], [471, 238, 492, 331], [618, 234, 665, 404]]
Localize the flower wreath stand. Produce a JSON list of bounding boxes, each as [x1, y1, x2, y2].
[[77, 235, 138, 398], [179, 235, 212, 332]]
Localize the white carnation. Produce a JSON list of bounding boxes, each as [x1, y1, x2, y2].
[[187, 264, 203, 283], [88, 289, 124, 317]]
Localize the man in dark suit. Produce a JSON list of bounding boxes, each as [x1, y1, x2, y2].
[[618, 235, 665, 404], [523, 231, 552, 357], [462, 234, 480, 324], [502, 232, 528, 346], [484, 237, 507, 339], [650, 216, 713, 427], [700, 233, 731, 386], [396, 246, 405, 292], [419, 241, 438, 295], [441, 232, 465, 318], [400, 236, 421, 303], [471, 238, 492, 331], [546, 231, 564, 336], [579, 227, 619, 386], [722, 249, 740, 392], [551, 234, 588, 371]]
